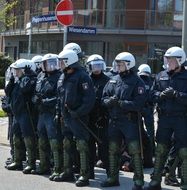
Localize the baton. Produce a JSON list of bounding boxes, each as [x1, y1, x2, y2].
[[138, 112, 144, 161], [66, 105, 102, 144]]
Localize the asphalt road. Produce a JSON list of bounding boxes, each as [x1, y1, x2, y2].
[[0, 145, 179, 190]]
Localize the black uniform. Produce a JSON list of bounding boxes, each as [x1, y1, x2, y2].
[[55, 65, 95, 187], [5, 70, 37, 173], [101, 70, 146, 188], [32, 70, 62, 178], [88, 72, 110, 178], [146, 68, 187, 189]]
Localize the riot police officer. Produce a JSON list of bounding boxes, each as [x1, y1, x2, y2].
[[86, 54, 110, 178], [5, 59, 37, 174], [31, 55, 43, 75], [59, 42, 85, 173], [138, 64, 155, 167], [144, 47, 187, 190], [54, 49, 95, 187], [31, 54, 62, 180], [101, 52, 146, 190]]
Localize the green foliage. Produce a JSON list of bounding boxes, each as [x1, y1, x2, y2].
[[0, 109, 7, 117], [0, 1, 18, 30], [0, 77, 5, 89], [0, 53, 12, 76]]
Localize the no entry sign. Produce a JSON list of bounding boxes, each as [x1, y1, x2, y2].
[[55, 0, 74, 26]]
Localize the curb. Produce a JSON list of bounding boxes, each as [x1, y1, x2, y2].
[[0, 143, 9, 147]]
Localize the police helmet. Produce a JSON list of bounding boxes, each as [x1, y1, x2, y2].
[[115, 52, 135, 70], [41, 53, 59, 72], [58, 49, 79, 69], [11, 59, 36, 72], [138, 64, 151, 76], [86, 54, 106, 72], [63, 42, 83, 58], [164, 47, 186, 66], [31, 55, 43, 69]]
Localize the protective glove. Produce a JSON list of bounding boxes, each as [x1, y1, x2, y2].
[[160, 91, 167, 100], [24, 65, 32, 75], [69, 110, 79, 118], [162, 87, 178, 99], [103, 95, 119, 107], [32, 95, 42, 104], [9, 75, 15, 84]]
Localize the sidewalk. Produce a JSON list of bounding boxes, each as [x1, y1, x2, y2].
[[0, 89, 9, 146], [0, 117, 9, 146], [0, 89, 5, 96]]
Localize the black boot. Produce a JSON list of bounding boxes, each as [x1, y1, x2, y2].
[[164, 173, 180, 186], [144, 184, 161, 190], [23, 137, 36, 174], [53, 137, 74, 182], [75, 140, 89, 187], [144, 144, 168, 190], [7, 136, 23, 171], [132, 184, 143, 190], [100, 141, 120, 187], [128, 141, 144, 189], [7, 162, 23, 170], [31, 138, 50, 175], [49, 139, 62, 181], [179, 148, 187, 190]]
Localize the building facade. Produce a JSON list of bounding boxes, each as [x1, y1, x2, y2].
[[0, 0, 184, 72]]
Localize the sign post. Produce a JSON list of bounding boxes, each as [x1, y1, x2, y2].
[[55, 0, 74, 47]]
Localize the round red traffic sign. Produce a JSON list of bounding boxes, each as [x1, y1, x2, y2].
[[55, 0, 74, 26]]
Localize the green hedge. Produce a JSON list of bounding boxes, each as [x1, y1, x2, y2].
[[0, 77, 5, 89], [0, 53, 13, 77], [0, 109, 7, 117]]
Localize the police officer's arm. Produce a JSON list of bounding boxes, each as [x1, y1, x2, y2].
[[41, 83, 57, 107], [150, 74, 163, 103], [102, 80, 115, 107], [119, 80, 146, 111], [20, 76, 36, 94]]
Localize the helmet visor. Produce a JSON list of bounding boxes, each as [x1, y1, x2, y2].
[[42, 58, 59, 72], [89, 61, 105, 72], [115, 60, 127, 73], [58, 58, 68, 70], [164, 56, 179, 71]]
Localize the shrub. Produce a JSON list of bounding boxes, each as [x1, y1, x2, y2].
[[0, 109, 7, 117], [0, 53, 13, 76], [0, 77, 5, 89]]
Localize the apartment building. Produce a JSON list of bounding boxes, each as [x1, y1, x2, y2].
[[0, 0, 183, 72]]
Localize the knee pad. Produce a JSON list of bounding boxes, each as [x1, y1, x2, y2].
[[63, 137, 72, 150], [179, 148, 187, 159], [128, 141, 141, 155], [13, 135, 22, 148], [76, 140, 88, 152], [39, 138, 48, 151], [109, 141, 120, 154]]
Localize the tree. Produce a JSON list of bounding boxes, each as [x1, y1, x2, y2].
[[0, 0, 18, 32]]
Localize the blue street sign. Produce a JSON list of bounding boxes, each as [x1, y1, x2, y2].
[[68, 26, 97, 35]]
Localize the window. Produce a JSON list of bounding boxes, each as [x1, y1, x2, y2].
[[175, 0, 183, 12], [157, 0, 173, 12]]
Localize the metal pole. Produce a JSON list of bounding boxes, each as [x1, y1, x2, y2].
[[63, 26, 67, 47], [182, 0, 187, 53], [28, 23, 32, 59]]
